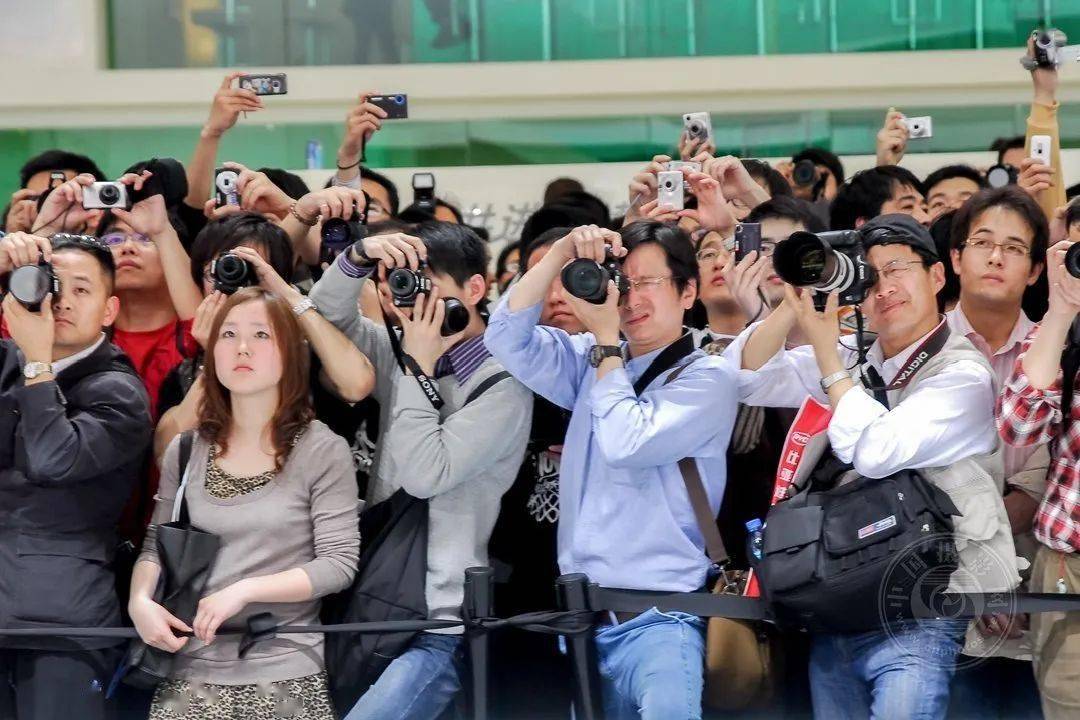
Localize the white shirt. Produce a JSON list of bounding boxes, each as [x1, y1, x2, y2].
[[51, 334, 107, 375], [723, 323, 997, 479]]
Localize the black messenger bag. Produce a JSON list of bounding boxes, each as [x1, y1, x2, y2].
[[754, 455, 961, 633]]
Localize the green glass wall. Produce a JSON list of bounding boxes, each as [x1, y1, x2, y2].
[[108, 0, 1080, 68]]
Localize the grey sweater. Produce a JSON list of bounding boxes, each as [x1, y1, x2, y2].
[[309, 259, 532, 630], [140, 421, 360, 684]]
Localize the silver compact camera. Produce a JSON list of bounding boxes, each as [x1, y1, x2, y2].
[[656, 170, 684, 211], [902, 116, 933, 139], [682, 112, 713, 144], [82, 182, 130, 210]]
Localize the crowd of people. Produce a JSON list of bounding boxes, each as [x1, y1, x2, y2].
[[1, 31, 1078, 720]]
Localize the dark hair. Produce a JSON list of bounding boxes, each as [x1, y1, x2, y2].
[[398, 198, 465, 225], [256, 168, 308, 201], [929, 210, 961, 311], [923, 165, 986, 198], [51, 233, 116, 292], [950, 187, 1049, 266], [544, 177, 585, 205], [19, 150, 105, 188], [414, 221, 489, 289], [523, 227, 571, 264], [746, 196, 826, 233], [792, 148, 845, 186], [1066, 199, 1080, 232], [495, 243, 519, 276], [830, 166, 923, 230], [619, 220, 697, 294], [555, 190, 610, 228], [742, 159, 792, 198], [366, 218, 412, 237], [199, 287, 313, 471], [519, 204, 594, 250], [188, 212, 294, 288], [360, 167, 400, 216], [990, 136, 1025, 165]]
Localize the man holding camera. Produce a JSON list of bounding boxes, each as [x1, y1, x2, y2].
[[309, 222, 532, 719], [729, 214, 1021, 719], [0, 232, 152, 719], [485, 216, 740, 719], [996, 204, 1080, 720]]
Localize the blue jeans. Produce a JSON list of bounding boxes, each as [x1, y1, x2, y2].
[[343, 632, 463, 720], [593, 607, 706, 720], [809, 619, 968, 720]]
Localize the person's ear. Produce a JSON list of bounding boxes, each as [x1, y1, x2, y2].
[[102, 295, 121, 329], [929, 262, 945, 295], [465, 273, 487, 307], [1028, 261, 1044, 286], [681, 278, 698, 310], [950, 248, 962, 276]]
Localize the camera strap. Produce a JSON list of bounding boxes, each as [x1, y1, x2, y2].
[[858, 316, 951, 410], [632, 331, 696, 396], [377, 278, 446, 411]]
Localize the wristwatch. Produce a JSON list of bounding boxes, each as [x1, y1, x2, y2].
[[819, 370, 850, 393], [292, 297, 317, 317], [588, 345, 622, 368], [23, 361, 54, 380]]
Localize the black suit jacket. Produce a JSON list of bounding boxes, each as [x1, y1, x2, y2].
[[0, 338, 151, 650]]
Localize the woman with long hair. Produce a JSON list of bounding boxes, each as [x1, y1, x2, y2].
[[129, 287, 360, 719]]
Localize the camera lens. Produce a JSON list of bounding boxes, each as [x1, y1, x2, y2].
[[388, 268, 418, 297], [99, 184, 119, 204], [441, 298, 470, 336], [561, 259, 610, 304], [772, 231, 855, 296], [321, 218, 350, 250], [393, 95, 404, 104], [212, 252, 251, 294], [792, 160, 818, 187], [272, 80, 281, 91], [1066, 244, 1080, 279], [9, 265, 52, 308], [986, 164, 1015, 189]]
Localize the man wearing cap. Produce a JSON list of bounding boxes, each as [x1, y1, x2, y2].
[[726, 214, 1021, 719]]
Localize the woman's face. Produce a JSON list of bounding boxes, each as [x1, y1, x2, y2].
[[212, 299, 283, 397], [202, 242, 271, 296]]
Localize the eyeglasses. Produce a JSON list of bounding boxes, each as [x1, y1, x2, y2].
[[962, 237, 1030, 259], [100, 231, 152, 247], [696, 241, 776, 266], [872, 260, 924, 283], [625, 275, 673, 292]]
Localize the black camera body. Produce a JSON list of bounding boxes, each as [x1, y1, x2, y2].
[[387, 266, 432, 307], [7, 262, 60, 312], [772, 229, 877, 309], [210, 252, 255, 295], [561, 249, 629, 304], [321, 210, 366, 263]]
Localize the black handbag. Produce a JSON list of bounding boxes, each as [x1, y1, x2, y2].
[[112, 431, 222, 691], [755, 454, 961, 633]]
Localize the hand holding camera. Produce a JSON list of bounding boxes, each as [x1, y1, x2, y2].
[[339, 91, 390, 162], [875, 107, 910, 166], [2, 290, 54, 366], [229, 246, 302, 305], [1025, 31, 1063, 105], [562, 278, 622, 346], [392, 285, 461, 376], [109, 171, 170, 238], [721, 246, 771, 322], [0, 231, 52, 276], [203, 72, 263, 140], [220, 161, 292, 219], [783, 284, 841, 356], [627, 154, 673, 217], [677, 170, 737, 237], [1046, 239, 1080, 319], [353, 231, 428, 273], [31, 173, 100, 236], [702, 155, 770, 211], [555, 226, 628, 305], [5, 189, 40, 234], [191, 291, 228, 350], [1018, 157, 1055, 198]]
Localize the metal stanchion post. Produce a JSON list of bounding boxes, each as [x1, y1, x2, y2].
[[556, 574, 603, 720], [464, 566, 493, 720]]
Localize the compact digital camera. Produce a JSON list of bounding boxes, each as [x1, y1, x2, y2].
[[214, 168, 240, 207], [903, 116, 933, 139], [656, 170, 685, 211], [682, 112, 713, 145], [83, 182, 130, 210], [239, 73, 288, 96]]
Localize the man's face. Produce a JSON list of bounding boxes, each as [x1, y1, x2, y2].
[[1001, 147, 1026, 171], [618, 243, 695, 348], [361, 179, 393, 222], [24, 169, 76, 195], [950, 206, 1041, 308], [877, 182, 930, 227], [695, 232, 735, 307], [49, 249, 119, 353], [527, 245, 585, 334], [927, 177, 980, 222], [103, 219, 166, 293], [760, 217, 806, 305], [862, 244, 943, 343]]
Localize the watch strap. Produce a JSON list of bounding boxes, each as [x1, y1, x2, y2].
[[292, 297, 317, 317], [820, 370, 850, 393], [23, 361, 54, 379], [590, 344, 622, 367]]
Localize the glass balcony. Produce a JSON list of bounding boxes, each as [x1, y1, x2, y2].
[[107, 0, 1080, 68]]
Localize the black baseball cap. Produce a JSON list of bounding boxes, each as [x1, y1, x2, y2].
[[860, 213, 938, 261]]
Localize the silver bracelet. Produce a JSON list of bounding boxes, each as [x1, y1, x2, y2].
[[292, 297, 317, 317]]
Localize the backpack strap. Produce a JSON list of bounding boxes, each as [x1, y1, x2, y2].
[[464, 370, 511, 407]]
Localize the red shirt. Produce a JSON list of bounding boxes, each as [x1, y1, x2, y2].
[[997, 327, 1080, 554], [112, 319, 196, 419]]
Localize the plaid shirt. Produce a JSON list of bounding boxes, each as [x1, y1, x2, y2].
[[997, 329, 1080, 553]]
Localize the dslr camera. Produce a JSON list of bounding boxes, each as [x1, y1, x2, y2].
[[321, 210, 366, 262], [209, 252, 255, 295], [386, 263, 469, 336], [772, 229, 877, 309], [561, 247, 629, 304], [83, 182, 130, 210], [2, 232, 89, 311], [792, 159, 820, 188]]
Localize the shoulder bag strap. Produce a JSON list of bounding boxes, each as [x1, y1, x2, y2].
[[464, 370, 511, 407], [172, 431, 196, 525]]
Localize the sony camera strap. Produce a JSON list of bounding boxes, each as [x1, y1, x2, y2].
[[376, 276, 446, 411], [858, 316, 951, 409]]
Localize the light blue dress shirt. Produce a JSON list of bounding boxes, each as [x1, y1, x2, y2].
[[484, 291, 739, 592]]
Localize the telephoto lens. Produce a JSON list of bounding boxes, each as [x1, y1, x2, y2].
[[8, 263, 59, 312], [387, 267, 432, 307], [210, 252, 254, 295], [1065, 243, 1080, 279], [441, 298, 470, 336], [792, 159, 818, 187], [772, 230, 857, 295]]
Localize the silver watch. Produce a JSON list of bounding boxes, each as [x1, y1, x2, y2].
[[292, 297, 317, 317], [23, 361, 54, 380], [819, 370, 850, 393]]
